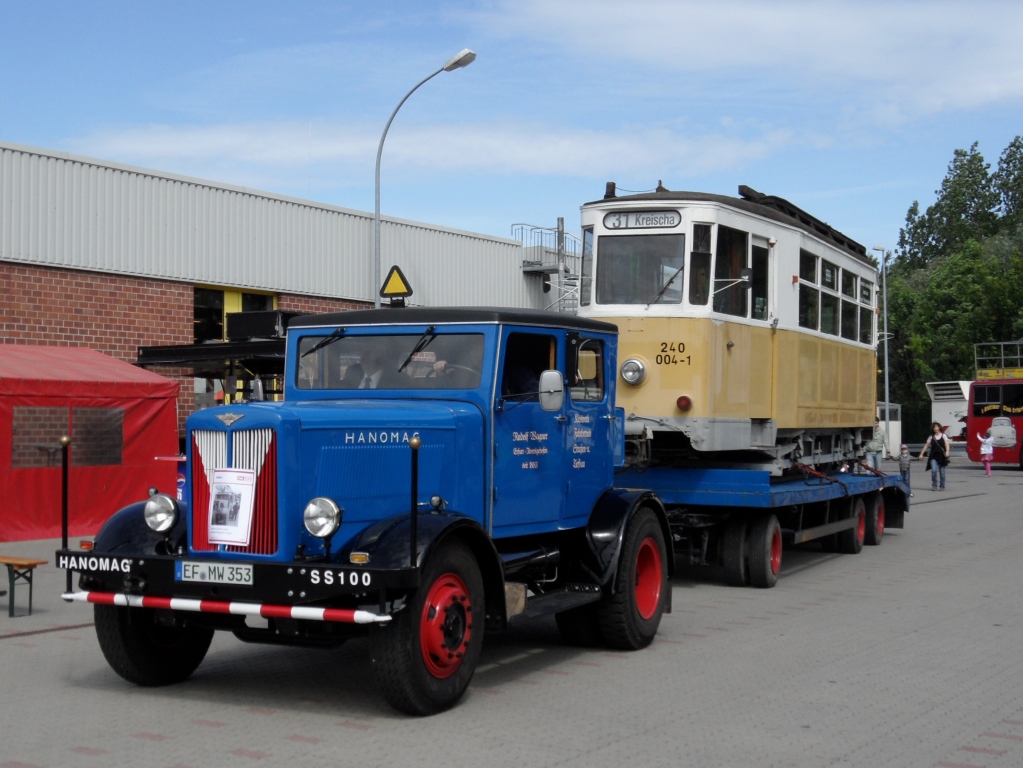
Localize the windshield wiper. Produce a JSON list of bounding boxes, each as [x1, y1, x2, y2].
[[398, 326, 436, 373], [647, 265, 685, 308], [301, 327, 346, 358]]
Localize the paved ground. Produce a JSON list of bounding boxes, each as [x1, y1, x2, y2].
[[2, 457, 1022, 768]]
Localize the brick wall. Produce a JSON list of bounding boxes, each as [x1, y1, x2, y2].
[[2, 261, 370, 438]]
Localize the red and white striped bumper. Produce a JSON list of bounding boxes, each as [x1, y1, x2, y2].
[[62, 591, 391, 624]]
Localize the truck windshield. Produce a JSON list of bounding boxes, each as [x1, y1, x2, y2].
[[595, 234, 686, 305], [296, 333, 485, 391]]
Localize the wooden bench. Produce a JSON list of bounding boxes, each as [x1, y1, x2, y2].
[[0, 557, 48, 617]]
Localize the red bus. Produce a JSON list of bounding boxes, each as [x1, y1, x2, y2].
[[965, 380, 1023, 467]]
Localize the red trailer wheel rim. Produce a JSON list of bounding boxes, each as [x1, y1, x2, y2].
[[856, 508, 866, 544], [635, 537, 663, 620], [419, 572, 472, 679], [769, 527, 782, 575], [877, 499, 885, 536]]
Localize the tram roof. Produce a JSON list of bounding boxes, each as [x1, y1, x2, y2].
[[585, 184, 871, 265]]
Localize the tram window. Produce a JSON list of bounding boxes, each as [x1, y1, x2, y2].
[[821, 260, 838, 291], [595, 234, 685, 304], [859, 306, 873, 344], [860, 279, 873, 305], [820, 293, 839, 335], [713, 225, 748, 317], [799, 285, 819, 329], [974, 385, 1001, 416], [799, 251, 818, 282], [693, 223, 712, 253], [841, 271, 857, 298], [580, 227, 593, 306], [841, 300, 858, 340], [689, 252, 711, 305], [751, 245, 769, 320]]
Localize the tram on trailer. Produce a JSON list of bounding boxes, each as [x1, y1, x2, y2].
[[576, 183, 879, 472]]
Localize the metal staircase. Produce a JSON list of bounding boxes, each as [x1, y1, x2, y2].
[[512, 218, 582, 313]]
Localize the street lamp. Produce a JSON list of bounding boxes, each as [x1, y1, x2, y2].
[[373, 48, 477, 308], [872, 246, 890, 444]]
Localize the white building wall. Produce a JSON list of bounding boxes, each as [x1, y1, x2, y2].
[[0, 140, 544, 308]]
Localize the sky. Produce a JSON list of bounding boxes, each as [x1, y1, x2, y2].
[[1, 0, 1021, 256]]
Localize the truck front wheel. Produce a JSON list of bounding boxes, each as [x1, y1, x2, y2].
[[94, 604, 214, 686], [372, 541, 484, 715], [598, 508, 668, 650]]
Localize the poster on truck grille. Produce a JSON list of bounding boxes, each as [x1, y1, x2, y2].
[[208, 468, 256, 546]]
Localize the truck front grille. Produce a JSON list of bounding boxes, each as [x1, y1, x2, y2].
[[190, 428, 279, 555]]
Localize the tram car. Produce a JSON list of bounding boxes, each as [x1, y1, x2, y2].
[[576, 183, 879, 471]]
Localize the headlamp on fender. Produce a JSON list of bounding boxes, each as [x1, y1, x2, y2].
[[303, 497, 342, 538], [621, 358, 646, 385], [143, 493, 180, 533]]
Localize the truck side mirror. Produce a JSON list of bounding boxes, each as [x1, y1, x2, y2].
[[538, 370, 564, 412]]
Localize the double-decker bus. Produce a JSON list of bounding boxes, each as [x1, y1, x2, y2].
[[966, 342, 1023, 467], [575, 182, 879, 471]]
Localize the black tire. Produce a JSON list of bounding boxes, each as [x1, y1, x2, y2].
[[722, 520, 749, 587], [94, 604, 214, 686], [837, 497, 866, 555], [748, 514, 782, 589], [597, 508, 669, 650], [864, 493, 885, 546], [555, 604, 603, 647], [371, 541, 484, 716]]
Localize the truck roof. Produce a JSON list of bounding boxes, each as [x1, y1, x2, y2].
[[289, 306, 619, 334]]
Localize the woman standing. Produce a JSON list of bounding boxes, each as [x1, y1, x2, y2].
[[919, 422, 951, 490]]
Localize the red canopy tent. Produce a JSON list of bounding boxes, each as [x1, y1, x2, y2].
[[0, 347, 179, 541]]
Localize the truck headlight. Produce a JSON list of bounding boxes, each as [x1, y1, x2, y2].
[[621, 358, 646, 385], [143, 494, 179, 533], [303, 498, 342, 538]]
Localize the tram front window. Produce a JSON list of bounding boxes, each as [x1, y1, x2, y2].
[[595, 234, 685, 305]]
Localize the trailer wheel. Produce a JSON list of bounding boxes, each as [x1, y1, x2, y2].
[[837, 497, 866, 555], [723, 520, 749, 587], [94, 604, 214, 686], [598, 508, 668, 650], [864, 493, 885, 546], [555, 604, 603, 647], [748, 514, 782, 588], [371, 541, 484, 715]]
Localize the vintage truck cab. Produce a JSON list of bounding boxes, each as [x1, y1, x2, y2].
[[58, 307, 671, 714]]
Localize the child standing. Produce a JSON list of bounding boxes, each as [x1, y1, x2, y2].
[[897, 444, 915, 496], [977, 429, 994, 477]]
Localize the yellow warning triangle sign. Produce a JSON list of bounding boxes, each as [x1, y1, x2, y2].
[[379, 265, 413, 298]]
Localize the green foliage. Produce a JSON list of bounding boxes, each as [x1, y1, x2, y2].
[[885, 137, 1023, 421]]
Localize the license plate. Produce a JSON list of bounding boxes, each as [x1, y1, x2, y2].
[[175, 561, 253, 585]]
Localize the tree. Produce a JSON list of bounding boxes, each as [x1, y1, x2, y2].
[[993, 136, 1023, 234]]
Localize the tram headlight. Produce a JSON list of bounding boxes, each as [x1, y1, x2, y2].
[[621, 358, 646, 385], [143, 493, 179, 533], [303, 497, 342, 538]]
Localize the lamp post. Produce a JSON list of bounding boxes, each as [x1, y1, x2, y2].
[[373, 48, 476, 308], [872, 246, 890, 444]]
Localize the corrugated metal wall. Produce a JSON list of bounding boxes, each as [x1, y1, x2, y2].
[[0, 140, 544, 308]]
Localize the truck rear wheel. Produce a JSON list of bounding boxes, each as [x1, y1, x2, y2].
[[837, 497, 866, 555], [598, 508, 668, 650], [94, 604, 214, 686], [371, 541, 484, 715], [723, 519, 749, 587], [748, 514, 782, 588], [864, 493, 885, 546]]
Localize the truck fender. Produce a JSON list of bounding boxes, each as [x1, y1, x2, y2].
[[587, 489, 673, 594], [339, 511, 507, 630], [91, 500, 189, 556]]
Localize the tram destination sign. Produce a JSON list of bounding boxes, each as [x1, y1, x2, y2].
[[603, 210, 681, 229]]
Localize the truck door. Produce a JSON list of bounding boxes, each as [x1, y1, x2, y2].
[[491, 330, 567, 536], [562, 335, 613, 526]]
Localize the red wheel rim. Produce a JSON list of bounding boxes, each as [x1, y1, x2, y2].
[[876, 500, 885, 537], [634, 537, 663, 620], [769, 527, 782, 575], [419, 572, 472, 679], [856, 508, 866, 544]]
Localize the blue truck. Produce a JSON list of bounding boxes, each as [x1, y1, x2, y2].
[[57, 306, 907, 714]]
